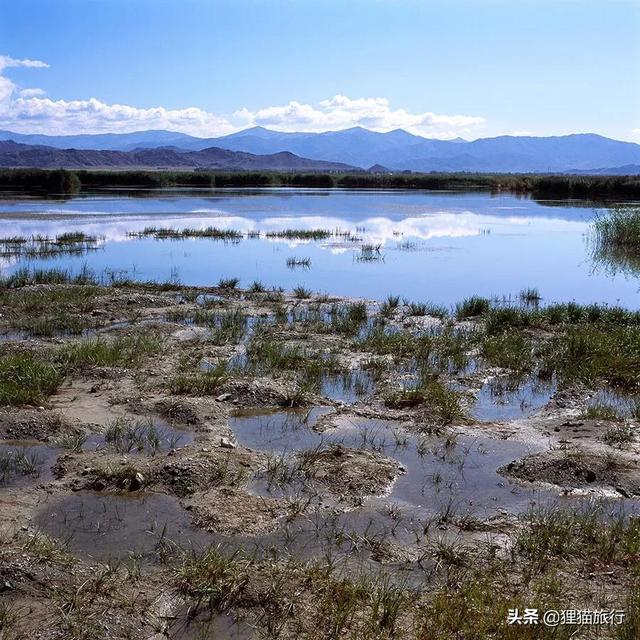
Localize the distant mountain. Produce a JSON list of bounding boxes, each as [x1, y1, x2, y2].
[[0, 140, 357, 171], [1, 128, 639, 173], [0, 129, 201, 152], [570, 164, 640, 176]]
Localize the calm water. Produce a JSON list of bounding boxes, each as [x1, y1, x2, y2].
[[1, 188, 638, 307]]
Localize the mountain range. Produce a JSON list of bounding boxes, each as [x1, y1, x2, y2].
[[0, 140, 354, 172], [0, 127, 639, 173]]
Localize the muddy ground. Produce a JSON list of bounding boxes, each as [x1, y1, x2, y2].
[[0, 280, 638, 639]]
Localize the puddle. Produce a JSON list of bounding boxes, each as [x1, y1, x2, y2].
[[229, 407, 543, 519], [470, 375, 556, 421], [320, 370, 375, 404], [0, 440, 59, 486], [584, 388, 640, 419], [169, 612, 256, 640], [85, 417, 195, 455], [35, 492, 211, 560]]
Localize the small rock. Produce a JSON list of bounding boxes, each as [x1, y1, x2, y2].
[[216, 393, 232, 402], [129, 472, 145, 491], [220, 437, 236, 449]]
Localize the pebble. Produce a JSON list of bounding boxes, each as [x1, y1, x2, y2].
[[220, 436, 236, 449]]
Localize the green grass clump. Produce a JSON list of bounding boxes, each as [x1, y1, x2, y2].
[[173, 545, 251, 612], [480, 331, 533, 373], [455, 296, 491, 319], [516, 502, 640, 571], [0, 353, 63, 405], [217, 277, 240, 289], [380, 294, 400, 317], [168, 363, 227, 395], [244, 337, 309, 374], [546, 325, 640, 390], [581, 401, 624, 421], [58, 333, 163, 370], [293, 285, 312, 299], [593, 206, 640, 250], [519, 287, 541, 304], [0, 266, 98, 288], [55, 231, 97, 244], [248, 280, 265, 293], [591, 206, 640, 275], [129, 226, 242, 240], [356, 325, 422, 359], [385, 376, 464, 424], [407, 301, 449, 319], [329, 302, 368, 335], [265, 228, 332, 240]]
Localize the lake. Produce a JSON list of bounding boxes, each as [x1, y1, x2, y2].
[[1, 188, 638, 307]]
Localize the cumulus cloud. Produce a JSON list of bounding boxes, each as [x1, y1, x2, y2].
[[234, 94, 485, 138], [0, 53, 485, 139], [0, 55, 49, 71], [1, 96, 235, 136]]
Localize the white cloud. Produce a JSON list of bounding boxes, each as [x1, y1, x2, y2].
[[1, 96, 236, 136], [632, 128, 640, 137], [0, 56, 49, 71], [18, 88, 46, 98], [0, 52, 485, 139], [235, 94, 485, 138]]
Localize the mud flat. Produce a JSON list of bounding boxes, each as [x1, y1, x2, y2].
[[0, 271, 639, 638]]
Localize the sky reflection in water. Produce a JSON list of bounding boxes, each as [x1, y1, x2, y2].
[[0, 189, 637, 307]]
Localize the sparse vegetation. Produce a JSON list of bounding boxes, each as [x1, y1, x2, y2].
[[0, 352, 63, 405]]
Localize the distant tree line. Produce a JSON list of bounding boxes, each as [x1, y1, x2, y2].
[[0, 168, 638, 199]]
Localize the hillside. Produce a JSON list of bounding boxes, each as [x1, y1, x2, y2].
[[0, 140, 357, 171]]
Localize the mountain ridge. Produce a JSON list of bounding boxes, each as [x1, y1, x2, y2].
[[0, 140, 357, 171], [0, 128, 639, 173]]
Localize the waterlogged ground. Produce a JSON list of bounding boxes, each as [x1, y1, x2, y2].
[[1, 188, 639, 306], [1, 273, 640, 639]]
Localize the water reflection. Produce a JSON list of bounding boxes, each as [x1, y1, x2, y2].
[[0, 189, 637, 306]]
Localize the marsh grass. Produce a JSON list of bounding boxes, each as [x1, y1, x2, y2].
[[519, 287, 541, 305], [55, 431, 87, 453], [592, 207, 640, 251], [379, 295, 400, 317], [603, 422, 635, 447], [0, 447, 43, 482], [581, 401, 624, 421], [166, 308, 247, 344], [545, 325, 640, 390], [103, 416, 181, 454], [406, 301, 449, 319], [216, 277, 240, 289], [58, 333, 164, 370], [328, 302, 368, 336], [0, 266, 98, 288], [293, 285, 312, 299], [0, 353, 63, 405], [0, 232, 100, 259], [286, 256, 311, 268], [516, 502, 640, 572], [480, 331, 533, 372], [455, 296, 491, 319], [242, 336, 310, 374], [173, 545, 252, 614], [168, 362, 228, 395], [248, 280, 266, 293], [385, 376, 464, 424], [356, 244, 383, 262], [128, 226, 242, 241], [266, 228, 332, 240]]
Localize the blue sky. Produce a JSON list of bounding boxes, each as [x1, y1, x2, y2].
[[0, 0, 638, 140]]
